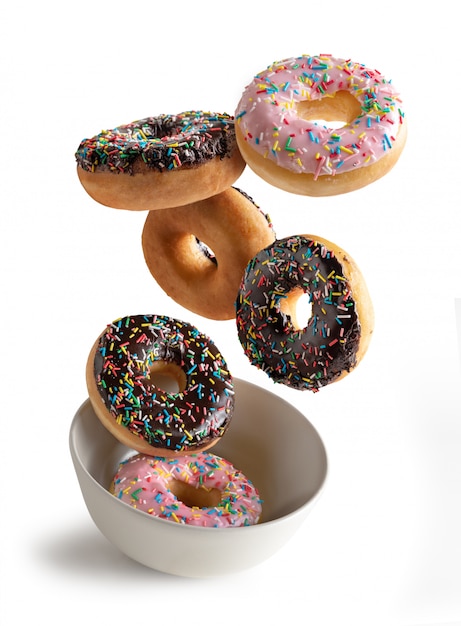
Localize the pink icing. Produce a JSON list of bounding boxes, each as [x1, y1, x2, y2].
[[112, 452, 262, 527], [235, 54, 404, 178]]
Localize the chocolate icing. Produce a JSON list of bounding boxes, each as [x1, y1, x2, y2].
[[236, 236, 361, 391], [75, 111, 237, 174], [93, 314, 235, 452]]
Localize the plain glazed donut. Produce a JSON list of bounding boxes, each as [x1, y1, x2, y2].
[[110, 452, 262, 527], [236, 235, 374, 391], [75, 111, 246, 211], [235, 54, 407, 197], [86, 314, 235, 456], [141, 187, 276, 320]]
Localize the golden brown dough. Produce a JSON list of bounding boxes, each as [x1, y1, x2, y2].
[[142, 187, 276, 319]]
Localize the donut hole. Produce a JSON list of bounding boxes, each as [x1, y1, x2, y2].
[[167, 479, 222, 509], [171, 234, 218, 274], [296, 90, 362, 129], [195, 237, 217, 266], [280, 287, 313, 331], [147, 362, 187, 394]]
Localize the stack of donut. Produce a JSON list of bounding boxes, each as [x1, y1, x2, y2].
[[76, 111, 277, 320], [87, 312, 263, 527], [76, 54, 406, 527]]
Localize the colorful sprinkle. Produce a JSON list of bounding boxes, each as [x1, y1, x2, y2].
[[235, 55, 404, 176], [75, 111, 237, 174]]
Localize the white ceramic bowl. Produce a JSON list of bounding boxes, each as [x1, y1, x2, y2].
[[69, 378, 328, 577]]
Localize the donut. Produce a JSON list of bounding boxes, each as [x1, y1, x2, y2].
[[236, 235, 374, 391], [75, 111, 246, 211], [141, 186, 276, 320], [110, 451, 262, 527], [86, 314, 235, 456], [235, 54, 407, 197]]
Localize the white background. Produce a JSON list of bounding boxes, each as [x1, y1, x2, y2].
[[1, 1, 460, 625]]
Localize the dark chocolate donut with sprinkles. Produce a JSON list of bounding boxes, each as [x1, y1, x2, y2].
[[236, 235, 374, 391], [86, 314, 235, 456], [75, 111, 246, 211]]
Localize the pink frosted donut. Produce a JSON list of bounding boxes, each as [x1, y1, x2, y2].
[[111, 452, 262, 527], [235, 54, 407, 197]]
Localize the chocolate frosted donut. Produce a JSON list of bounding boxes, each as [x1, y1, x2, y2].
[[75, 111, 246, 211], [236, 235, 374, 391], [86, 314, 235, 456]]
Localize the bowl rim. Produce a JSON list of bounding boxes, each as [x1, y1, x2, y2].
[[69, 378, 329, 533]]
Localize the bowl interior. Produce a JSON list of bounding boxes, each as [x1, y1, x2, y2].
[[71, 378, 327, 525]]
